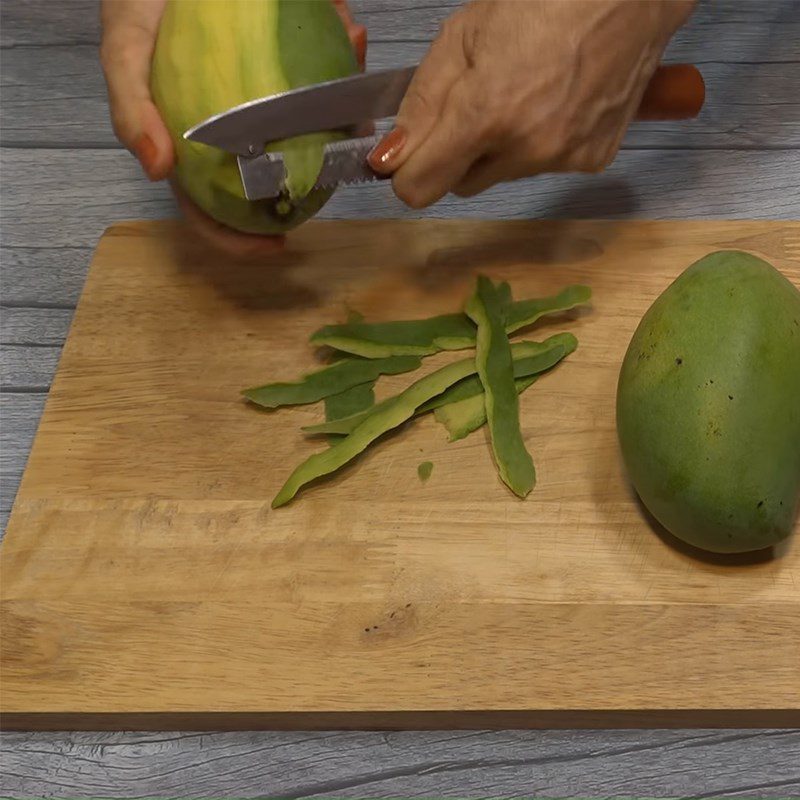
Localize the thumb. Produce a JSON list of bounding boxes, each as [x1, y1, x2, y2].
[[100, 0, 173, 181]]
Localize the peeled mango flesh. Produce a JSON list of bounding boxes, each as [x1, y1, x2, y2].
[[617, 250, 800, 553], [151, 0, 357, 234]]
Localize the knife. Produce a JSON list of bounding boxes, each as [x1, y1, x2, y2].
[[184, 63, 704, 201]]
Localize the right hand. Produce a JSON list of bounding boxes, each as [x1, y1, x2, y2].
[[99, 0, 367, 258], [367, 0, 694, 209]]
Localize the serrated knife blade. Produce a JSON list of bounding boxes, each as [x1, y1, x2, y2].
[[237, 136, 385, 200]]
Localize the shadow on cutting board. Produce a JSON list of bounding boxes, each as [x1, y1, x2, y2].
[[598, 440, 785, 569], [166, 225, 322, 312], [414, 180, 638, 291], [632, 493, 786, 568]]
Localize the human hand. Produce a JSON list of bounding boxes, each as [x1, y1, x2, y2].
[[368, 0, 697, 208], [100, 0, 367, 257]]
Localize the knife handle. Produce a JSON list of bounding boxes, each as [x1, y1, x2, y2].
[[635, 64, 704, 120]]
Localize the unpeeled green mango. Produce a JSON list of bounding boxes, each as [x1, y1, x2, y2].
[[151, 0, 357, 234], [617, 250, 800, 553]]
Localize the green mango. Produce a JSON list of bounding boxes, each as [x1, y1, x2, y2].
[[617, 250, 800, 553], [151, 0, 357, 234]]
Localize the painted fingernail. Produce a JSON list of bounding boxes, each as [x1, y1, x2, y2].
[[134, 133, 159, 181], [352, 24, 367, 70], [368, 127, 407, 172]]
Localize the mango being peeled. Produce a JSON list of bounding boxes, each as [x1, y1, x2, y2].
[[617, 250, 800, 553], [151, 0, 358, 234]]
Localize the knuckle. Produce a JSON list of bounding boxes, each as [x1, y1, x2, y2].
[[403, 84, 435, 118], [455, 87, 510, 143], [99, 41, 114, 71], [99, 38, 139, 73], [567, 140, 613, 174], [525, 137, 563, 169], [453, 183, 479, 199], [481, 110, 514, 143], [439, 12, 462, 42], [99, 37, 123, 69], [393, 179, 429, 210], [568, 153, 602, 174]]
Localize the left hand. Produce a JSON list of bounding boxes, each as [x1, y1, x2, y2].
[[100, 0, 366, 258], [368, 0, 695, 208]]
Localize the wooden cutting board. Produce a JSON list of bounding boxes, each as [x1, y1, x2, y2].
[[2, 219, 799, 731]]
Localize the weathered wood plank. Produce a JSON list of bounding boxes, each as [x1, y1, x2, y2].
[[1, 307, 74, 347], [1, 344, 61, 390], [0, 393, 45, 513], [0, 728, 798, 798], [2, 148, 799, 250], [3, 44, 798, 149], [0, 148, 176, 248], [0, 0, 100, 47], [0, 46, 116, 148], [0, 247, 91, 307], [359, 0, 800, 63], [3, 0, 799, 58]]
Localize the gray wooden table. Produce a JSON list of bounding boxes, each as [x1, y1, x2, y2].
[[2, 1, 799, 796]]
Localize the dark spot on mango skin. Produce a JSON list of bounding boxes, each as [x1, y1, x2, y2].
[[706, 420, 722, 438]]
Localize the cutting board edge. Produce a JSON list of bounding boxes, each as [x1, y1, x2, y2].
[[3, 708, 800, 732]]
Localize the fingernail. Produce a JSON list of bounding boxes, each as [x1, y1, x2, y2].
[[368, 127, 406, 172], [352, 24, 367, 70], [134, 133, 159, 181]]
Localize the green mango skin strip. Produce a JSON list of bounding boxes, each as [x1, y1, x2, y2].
[[302, 333, 576, 436], [435, 334, 578, 441], [417, 461, 434, 482], [435, 373, 539, 442], [311, 314, 476, 357], [496, 280, 513, 311], [324, 382, 375, 421], [242, 355, 420, 409], [466, 276, 536, 498], [417, 336, 574, 412], [324, 380, 375, 445], [272, 340, 550, 507], [508, 285, 589, 334], [322, 310, 373, 426], [309, 285, 590, 358]]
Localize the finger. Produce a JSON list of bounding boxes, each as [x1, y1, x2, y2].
[[351, 23, 367, 70], [99, 0, 173, 180], [452, 139, 601, 199], [367, 11, 468, 175], [452, 154, 516, 198], [390, 75, 491, 208], [171, 181, 286, 260], [453, 127, 620, 198], [331, 0, 367, 69]]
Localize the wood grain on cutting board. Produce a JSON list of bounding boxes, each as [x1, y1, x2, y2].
[[1, 219, 799, 730]]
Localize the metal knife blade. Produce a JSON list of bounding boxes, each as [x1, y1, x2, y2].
[[237, 136, 384, 200], [185, 67, 415, 156]]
